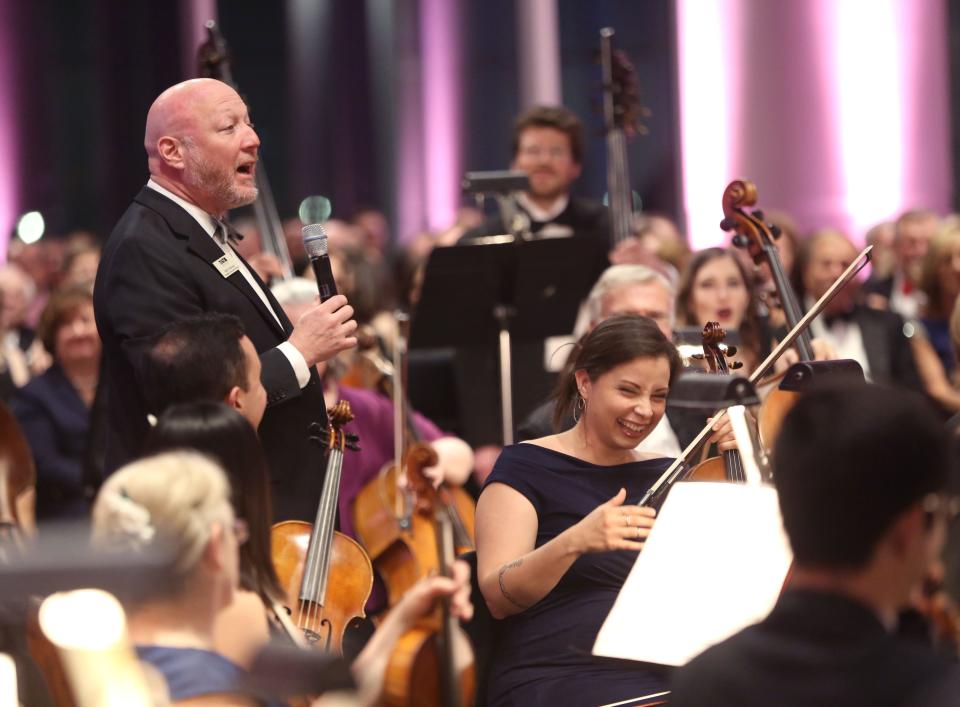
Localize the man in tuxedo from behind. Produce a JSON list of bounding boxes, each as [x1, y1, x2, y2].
[[93, 78, 357, 521], [671, 384, 957, 706]]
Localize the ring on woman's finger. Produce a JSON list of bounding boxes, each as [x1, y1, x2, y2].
[[624, 515, 631, 527]]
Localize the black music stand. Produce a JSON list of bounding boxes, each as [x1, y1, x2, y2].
[[410, 237, 605, 445]]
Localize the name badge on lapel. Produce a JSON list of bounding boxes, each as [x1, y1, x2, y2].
[[213, 252, 240, 279]]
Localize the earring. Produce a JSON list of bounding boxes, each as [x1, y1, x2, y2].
[[573, 394, 585, 423]]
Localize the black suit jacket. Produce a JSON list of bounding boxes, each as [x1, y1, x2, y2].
[[670, 590, 951, 707], [93, 186, 328, 521], [850, 305, 922, 391]]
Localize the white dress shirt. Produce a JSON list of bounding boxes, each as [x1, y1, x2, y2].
[[145, 179, 311, 388]]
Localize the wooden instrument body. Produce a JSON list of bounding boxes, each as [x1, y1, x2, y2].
[[354, 444, 475, 608], [382, 625, 476, 707], [270, 521, 373, 655]]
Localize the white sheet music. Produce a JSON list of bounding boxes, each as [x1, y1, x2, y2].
[[593, 481, 792, 667]]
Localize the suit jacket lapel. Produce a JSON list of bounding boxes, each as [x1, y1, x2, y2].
[[134, 187, 290, 338], [855, 308, 889, 380]]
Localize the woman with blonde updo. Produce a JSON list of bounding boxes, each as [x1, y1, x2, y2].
[[92, 450, 263, 706]]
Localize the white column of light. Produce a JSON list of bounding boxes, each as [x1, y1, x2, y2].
[[676, 0, 735, 249], [516, 0, 562, 107], [832, 0, 902, 239]]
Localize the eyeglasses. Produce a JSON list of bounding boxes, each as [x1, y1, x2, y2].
[[517, 145, 571, 160], [232, 518, 250, 546], [922, 493, 960, 528]]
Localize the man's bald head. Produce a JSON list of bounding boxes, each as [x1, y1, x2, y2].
[[143, 79, 260, 216]]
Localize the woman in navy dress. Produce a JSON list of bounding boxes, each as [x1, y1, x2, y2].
[[476, 314, 735, 706]]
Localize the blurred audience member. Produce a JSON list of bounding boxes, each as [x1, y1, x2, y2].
[[865, 220, 896, 286], [919, 224, 960, 376], [632, 212, 690, 278], [0, 264, 49, 385], [676, 247, 767, 375], [795, 230, 922, 391], [864, 209, 937, 318], [11, 286, 102, 520], [352, 207, 391, 264], [61, 243, 101, 292]]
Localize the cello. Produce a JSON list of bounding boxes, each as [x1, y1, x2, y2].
[[353, 313, 475, 609], [380, 460, 476, 707], [271, 400, 374, 655], [719, 180, 817, 448]]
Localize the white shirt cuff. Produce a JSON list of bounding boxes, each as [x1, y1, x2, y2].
[[277, 341, 311, 389]]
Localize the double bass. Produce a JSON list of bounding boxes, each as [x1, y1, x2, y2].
[[197, 21, 296, 281], [271, 401, 373, 655]]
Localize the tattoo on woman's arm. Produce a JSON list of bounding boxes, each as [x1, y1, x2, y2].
[[498, 558, 531, 609]]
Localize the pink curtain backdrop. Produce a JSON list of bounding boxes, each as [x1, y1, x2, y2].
[[678, 0, 952, 249], [0, 1, 18, 262]]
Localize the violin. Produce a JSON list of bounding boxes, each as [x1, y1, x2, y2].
[[197, 21, 296, 281], [720, 180, 815, 449], [381, 462, 476, 707], [686, 322, 749, 483], [353, 313, 475, 608], [271, 401, 374, 655]]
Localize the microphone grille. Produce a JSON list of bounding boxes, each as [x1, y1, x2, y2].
[[301, 223, 329, 257]]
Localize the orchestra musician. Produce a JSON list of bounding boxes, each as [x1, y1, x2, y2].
[[475, 314, 737, 706], [92, 447, 472, 706], [93, 78, 357, 522], [671, 384, 958, 706]]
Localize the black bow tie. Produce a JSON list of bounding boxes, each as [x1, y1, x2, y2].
[[823, 309, 855, 327]]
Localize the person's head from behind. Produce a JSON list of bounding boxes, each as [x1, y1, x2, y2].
[[37, 286, 100, 367], [0, 264, 35, 331], [895, 209, 938, 284], [554, 314, 681, 446], [91, 451, 244, 610], [143, 402, 282, 603], [511, 105, 584, 205], [144, 78, 260, 216], [142, 313, 266, 428], [583, 265, 675, 339], [774, 384, 952, 605]]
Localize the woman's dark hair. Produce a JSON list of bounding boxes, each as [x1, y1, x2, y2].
[[676, 247, 764, 363], [552, 314, 681, 430], [143, 401, 283, 603], [37, 285, 94, 357]]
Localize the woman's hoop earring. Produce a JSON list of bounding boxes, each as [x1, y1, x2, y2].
[[573, 394, 585, 423]]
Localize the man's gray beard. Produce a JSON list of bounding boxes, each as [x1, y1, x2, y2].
[[183, 149, 257, 212]]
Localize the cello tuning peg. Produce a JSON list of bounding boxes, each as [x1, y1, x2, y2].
[[307, 422, 325, 435], [731, 234, 748, 249], [753, 209, 764, 220], [720, 217, 737, 231], [346, 441, 362, 452], [725, 345, 738, 356], [308, 435, 328, 449], [730, 361, 743, 370], [769, 224, 782, 238]]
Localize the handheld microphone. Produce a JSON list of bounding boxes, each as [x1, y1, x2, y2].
[[302, 223, 338, 302]]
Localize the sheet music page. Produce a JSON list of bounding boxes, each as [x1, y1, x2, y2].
[[593, 481, 792, 667]]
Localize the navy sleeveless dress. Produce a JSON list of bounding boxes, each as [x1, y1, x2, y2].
[[483, 443, 673, 707]]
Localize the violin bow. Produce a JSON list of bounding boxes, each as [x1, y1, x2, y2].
[[639, 245, 873, 507]]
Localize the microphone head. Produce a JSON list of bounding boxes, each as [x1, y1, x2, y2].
[[301, 223, 329, 258]]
